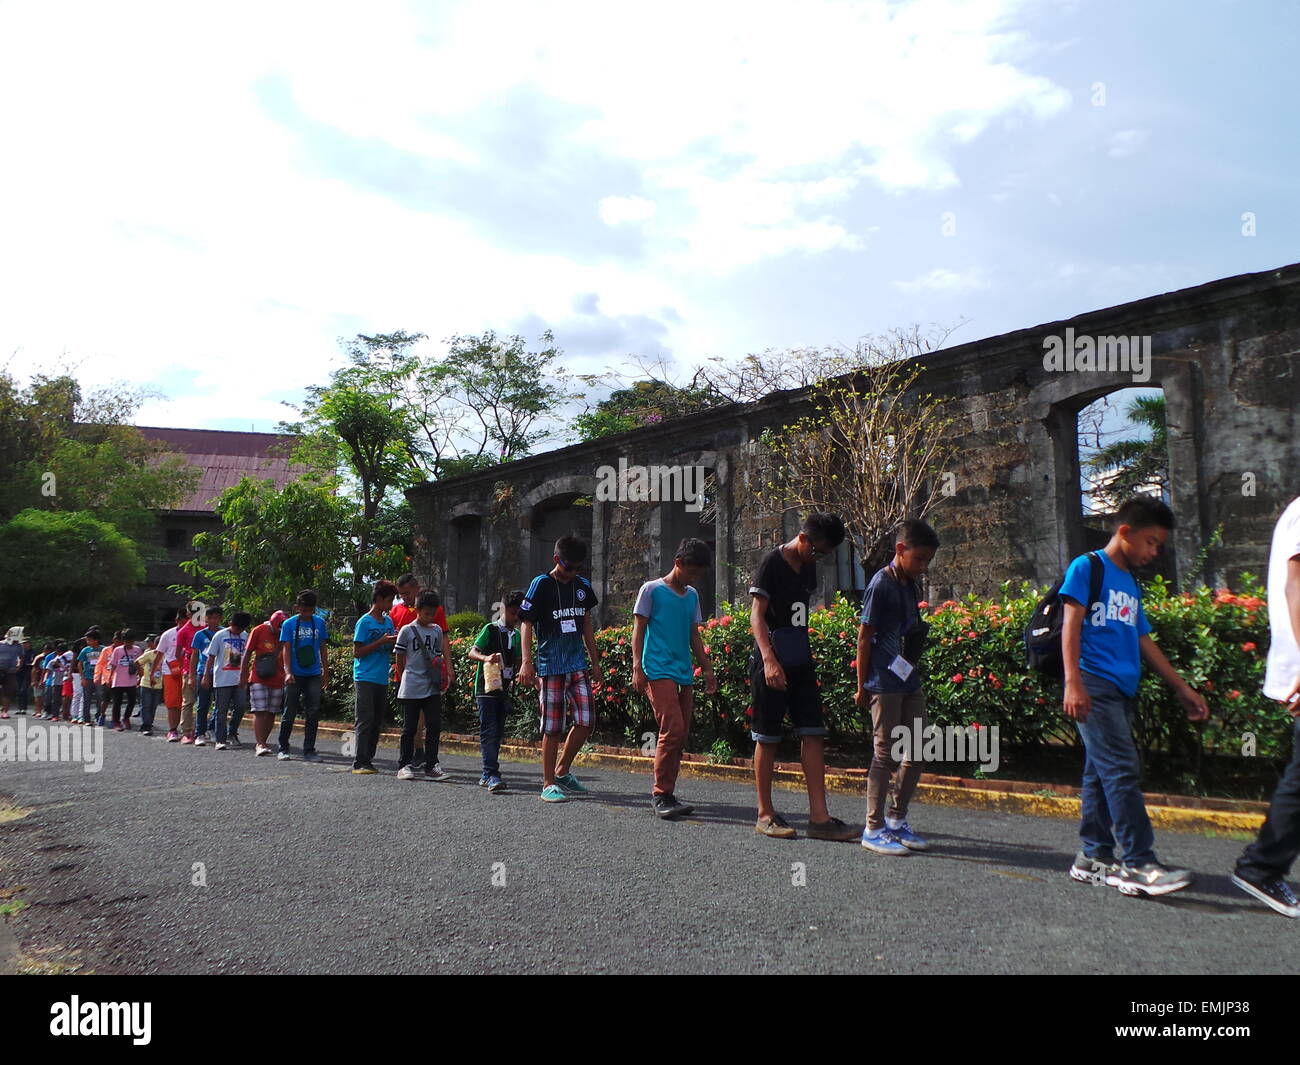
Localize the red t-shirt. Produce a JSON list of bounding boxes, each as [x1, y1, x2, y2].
[[177, 621, 199, 673], [244, 622, 286, 689], [390, 603, 446, 631]]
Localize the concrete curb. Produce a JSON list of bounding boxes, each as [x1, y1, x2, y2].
[[309, 722, 1267, 836]]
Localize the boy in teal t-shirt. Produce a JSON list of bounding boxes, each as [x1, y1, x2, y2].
[[631, 537, 716, 819], [467, 590, 524, 792], [351, 581, 397, 774]]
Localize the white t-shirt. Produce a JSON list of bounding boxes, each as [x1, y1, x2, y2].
[[1264, 496, 1300, 701], [157, 626, 179, 669], [205, 628, 248, 688]]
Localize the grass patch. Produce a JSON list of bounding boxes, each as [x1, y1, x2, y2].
[[0, 899, 27, 917], [0, 799, 32, 824]]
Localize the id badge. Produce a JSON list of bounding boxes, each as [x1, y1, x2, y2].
[[888, 654, 914, 681], [502, 666, 514, 679], [560, 618, 578, 634]]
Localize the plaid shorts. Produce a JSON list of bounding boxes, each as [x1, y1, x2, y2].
[[249, 684, 284, 714], [538, 671, 593, 736]]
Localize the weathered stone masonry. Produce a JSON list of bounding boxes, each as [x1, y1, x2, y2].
[[408, 263, 1300, 627]]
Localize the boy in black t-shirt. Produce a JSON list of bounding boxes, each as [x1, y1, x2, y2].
[[749, 512, 858, 841]]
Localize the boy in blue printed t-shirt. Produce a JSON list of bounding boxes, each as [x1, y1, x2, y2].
[[517, 535, 604, 803], [278, 589, 331, 762], [1061, 496, 1209, 897]]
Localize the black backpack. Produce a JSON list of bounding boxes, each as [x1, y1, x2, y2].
[[1024, 551, 1104, 679]]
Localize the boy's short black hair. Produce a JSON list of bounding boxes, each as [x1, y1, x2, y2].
[[54, 640, 66, 651], [675, 537, 713, 567], [802, 512, 846, 551], [373, 580, 398, 601], [206, 606, 223, 618], [175, 605, 190, 621], [504, 589, 526, 610], [554, 535, 588, 564], [296, 590, 318, 609], [895, 518, 940, 551], [122, 628, 136, 641], [1114, 495, 1175, 533], [416, 591, 441, 611], [231, 612, 252, 629], [396, 572, 418, 589]]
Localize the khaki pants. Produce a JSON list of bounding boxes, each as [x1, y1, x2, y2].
[[180, 673, 195, 735], [866, 689, 927, 831]]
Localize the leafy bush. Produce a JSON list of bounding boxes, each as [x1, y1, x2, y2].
[[445, 611, 489, 639]]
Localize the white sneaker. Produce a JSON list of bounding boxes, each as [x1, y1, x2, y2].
[[255, 745, 272, 757], [194, 734, 208, 747], [397, 765, 416, 780], [214, 741, 227, 750]]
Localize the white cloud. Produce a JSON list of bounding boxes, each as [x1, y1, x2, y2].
[[1108, 128, 1150, 158], [892, 267, 992, 294], [598, 195, 657, 226]]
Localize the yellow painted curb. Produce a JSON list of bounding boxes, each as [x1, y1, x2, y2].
[[313, 724, 1266, 836]]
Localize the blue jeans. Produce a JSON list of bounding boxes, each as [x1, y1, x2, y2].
[[139, 686, 159, 730], [195, 683, 214, 735], [279, 674, 322, 754], [477, 694, 508, 776], [213, 685, 248, 743], [1075, 671, 1156, 866]]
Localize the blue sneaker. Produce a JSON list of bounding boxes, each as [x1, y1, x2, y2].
[[860, 827, 910, 855], [541, 783, 569, 803], [487, 776, 506, 793], [555, 772, 588, 795], [887, 821, 930, 851], [478, 773, 491, 788]]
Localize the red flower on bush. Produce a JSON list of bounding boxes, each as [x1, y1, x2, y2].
[[952, 673, 964, 684], [1228, 689, 1242, 700], [1242, 642, 1257, 653]]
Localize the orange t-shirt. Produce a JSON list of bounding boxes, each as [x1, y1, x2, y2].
[[244, 622, 286, 689]]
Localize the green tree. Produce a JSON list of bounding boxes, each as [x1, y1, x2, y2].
[[175, 477, 353, 617], [1082, 393, 1169, 512], [0, 509, 144, 629], [572, 378, 726, 442]]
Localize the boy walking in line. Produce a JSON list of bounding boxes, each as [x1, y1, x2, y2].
[[241, 610, 288, 757], [176, 606, 201, 743], [632, 538, 717, 819], [75, 628, 105, 727], [749, 512, 858, 841], [857, 519, 939, 855], [390, 573, 447, 769], [278, 590, 330, 762], [135, 635, 163, 736], [94, 631, 120, 727], [190, 607, 223, 745], [517, 535, 604, 803], [467, 589, 525, 792], [204, 612, 250, 750], [18, 636, 34, 715], [36, 642, 55, 719], [394, 592, 453, 780], [156, 607, 188, 741], [1061, 496, 1208, 896], [0, 628, 21, 719], [1232, 495, 1300, 916], [352, 582, 398, 774]]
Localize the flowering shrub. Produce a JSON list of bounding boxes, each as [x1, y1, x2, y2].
[[317, 577, 1286, 789]]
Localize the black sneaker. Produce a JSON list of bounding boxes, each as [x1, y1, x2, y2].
[[667, 793, 694, 817], [140, 727, 153, 737], [652, 794, 684, 819], [1116, 862, 1193, 897], [1232, 872, 1300, 917], [1069, 851, 1119, 886]]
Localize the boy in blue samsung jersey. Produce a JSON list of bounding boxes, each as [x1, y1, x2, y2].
[[1061, 496, 1209, 896], [517, 535, 604, 803]]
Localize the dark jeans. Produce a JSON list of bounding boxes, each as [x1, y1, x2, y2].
[[279, 674, 322, 754], [1075, 671, 1157, 867], [399, 694, 441, 769], [477, 694, 508, 776], [213, 685, 248, 743], [17, 677, 30, 712], [1237, 719, 1300, 882], [110, 686, 138, 726], [353, 681, 388, 768], [139, 686, 159, 730], [97, 683, 111, 724], [195, 683, 214, 735]]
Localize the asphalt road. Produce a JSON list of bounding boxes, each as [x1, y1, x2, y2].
[[1, 718, 1297, 974]]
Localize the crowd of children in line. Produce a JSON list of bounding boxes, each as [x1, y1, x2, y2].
[[4, 492, 1300, 918]]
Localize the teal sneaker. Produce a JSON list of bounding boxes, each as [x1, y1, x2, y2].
[[541, 783, 569, 803], [555, 772, 589, 795]]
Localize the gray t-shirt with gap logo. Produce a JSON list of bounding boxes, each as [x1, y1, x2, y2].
[[395, 622, 444, 699]]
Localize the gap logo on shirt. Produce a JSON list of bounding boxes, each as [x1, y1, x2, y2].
[[1091, 588, 1141, 628]]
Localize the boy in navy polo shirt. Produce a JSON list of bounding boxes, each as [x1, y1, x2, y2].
[[517, 535, 603, 803], [857, 519, 939, 855], [1061, 496, 1208, 896]]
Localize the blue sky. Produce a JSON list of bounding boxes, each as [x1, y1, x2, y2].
[[1, 0, 1294, 440]]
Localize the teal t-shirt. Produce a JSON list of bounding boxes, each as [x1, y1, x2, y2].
[[353, 612, 394, 685], [633, 578, 702, 685], [1059, 550, 1152, 697], [77, 645, 102, 682]]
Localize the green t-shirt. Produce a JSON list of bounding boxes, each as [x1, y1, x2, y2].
[[472, 623, 520, 696]]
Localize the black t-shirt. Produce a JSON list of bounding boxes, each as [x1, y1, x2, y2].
[[748, 547, 816, 630]]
